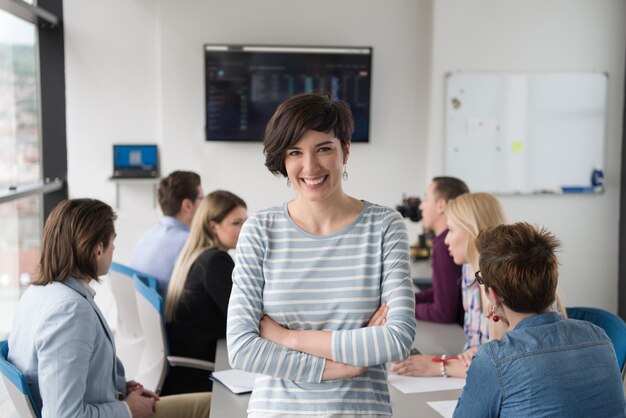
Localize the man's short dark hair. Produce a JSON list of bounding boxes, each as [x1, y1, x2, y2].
[[158, 171, 201, 216], [476, 222, 561, 314], [263, 92, 354, 177], [432, 176, 469, 202]]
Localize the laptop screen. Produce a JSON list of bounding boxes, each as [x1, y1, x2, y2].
[[113, 144, 158, 177]]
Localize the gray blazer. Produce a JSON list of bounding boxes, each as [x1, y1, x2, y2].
[[8, 277, 130, 417]]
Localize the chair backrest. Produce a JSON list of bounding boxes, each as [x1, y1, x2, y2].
[[107, 262, 148, 380], [92, 272, 118, 333], [0, 341, 40, 418], [133, 274, 169, 393], [566, 307, 626, 371], [93, 263, 159, 333]]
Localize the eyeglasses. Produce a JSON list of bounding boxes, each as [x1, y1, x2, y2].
[[474, 270, 485, 285]]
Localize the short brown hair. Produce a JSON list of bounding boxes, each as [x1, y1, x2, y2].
[[263, 92, 354, 176], [158, 171, 201, 216], [476, 222, 561, 314], [33, 199, 117, 285], [432, 176, 469, 202]]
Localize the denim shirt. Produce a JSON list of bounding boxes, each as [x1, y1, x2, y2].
[[453, 312, 626, 418]]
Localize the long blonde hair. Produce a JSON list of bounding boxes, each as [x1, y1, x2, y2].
[[165, 190, 246, 321], [446, 193, 567, 319], [445, 192, 508, 270]]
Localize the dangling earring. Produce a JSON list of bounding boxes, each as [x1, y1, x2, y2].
[[342, 165, 348, 181], [490, 304, 500, 322], [287, 178, 291, 188]]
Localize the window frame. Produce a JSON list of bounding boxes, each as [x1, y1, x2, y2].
[[0, 0, 68, 220]]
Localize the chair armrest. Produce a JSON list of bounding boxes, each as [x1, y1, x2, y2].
[[166, 356, 215, 372]]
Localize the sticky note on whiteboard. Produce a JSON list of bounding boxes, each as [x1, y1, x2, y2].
[[512, 141, 524, 153], [467, 118, 497, 138]]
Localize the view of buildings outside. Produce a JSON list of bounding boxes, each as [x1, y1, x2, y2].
[[0, 9, 42, 339]]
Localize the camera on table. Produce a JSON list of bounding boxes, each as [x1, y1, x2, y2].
[[396, 196, 422, 223], [396, 196, 432, 260]]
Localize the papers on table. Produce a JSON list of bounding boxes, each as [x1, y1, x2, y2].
[[388, 374, 465, 394], [211, 369, 257, 394], [427, 400, 459, 418]]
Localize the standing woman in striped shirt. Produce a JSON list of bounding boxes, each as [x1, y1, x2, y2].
[[227, 92, 416, 417]]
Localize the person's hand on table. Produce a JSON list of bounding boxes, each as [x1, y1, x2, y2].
[[389, 354, 440, 377], [390, 353, 470, 378]]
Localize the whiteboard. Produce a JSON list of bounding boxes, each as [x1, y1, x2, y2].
[[445, 72, 607, 194]]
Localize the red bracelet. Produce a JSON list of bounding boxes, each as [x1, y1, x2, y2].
[[432, 354, 458, 366], [433, 354, 458, 378]]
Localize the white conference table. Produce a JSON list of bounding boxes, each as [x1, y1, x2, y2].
[[210, 320, 466, 418], [411, 259, 432, 288]]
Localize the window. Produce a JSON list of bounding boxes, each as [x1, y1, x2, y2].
[[0, 8, 42, 339], [0, 1, 66, 340]]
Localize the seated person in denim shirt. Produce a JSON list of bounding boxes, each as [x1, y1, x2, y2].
[[453, 222, 625, 418]]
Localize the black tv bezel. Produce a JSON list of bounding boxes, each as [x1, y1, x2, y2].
[[203, 43, 373, 143]]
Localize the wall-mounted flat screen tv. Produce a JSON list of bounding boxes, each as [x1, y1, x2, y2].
[[204, 44, 372, 142]]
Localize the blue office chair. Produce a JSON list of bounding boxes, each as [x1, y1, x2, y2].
[[133, 274, 214, 393], [110, 262, 159, 290], [566, 307, 626, 374], [95, 262, 161, 382], [0, 340, 40, 418]]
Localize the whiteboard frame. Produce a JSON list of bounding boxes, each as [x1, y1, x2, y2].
[[444, 71, 608, 195]]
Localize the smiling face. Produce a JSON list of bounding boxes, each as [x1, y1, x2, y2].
[[284, 130, 349, 203], [211, 205, 248, 251], [444, 216, 469, 265]]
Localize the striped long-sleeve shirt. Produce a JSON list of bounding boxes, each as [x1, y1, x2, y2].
[[227, 201, 416, 416]]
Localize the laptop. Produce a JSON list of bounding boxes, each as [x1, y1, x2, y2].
[[111, 144, 159, 179]]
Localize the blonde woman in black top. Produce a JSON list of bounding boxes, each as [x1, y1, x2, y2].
[[161, 190, 247, 395]]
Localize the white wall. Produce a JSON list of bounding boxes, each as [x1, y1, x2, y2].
[[428, 0, 626, 311], [64, 0, 431, 263], [63, 0, 626, 312], [156, 0, 431, 230], [64, 0, 163, 260]]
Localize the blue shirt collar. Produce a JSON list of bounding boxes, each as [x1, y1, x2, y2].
[[160, 215, 190, 231], [514, 311, 562, 330]]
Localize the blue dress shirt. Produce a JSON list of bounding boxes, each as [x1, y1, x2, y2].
[[453, 312, 626, 418], [130, 216, 189, 296], [9, 277, 130, 417]]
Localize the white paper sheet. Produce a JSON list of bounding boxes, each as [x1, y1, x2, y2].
[[427, 400, 459, 418], [388, 374, 465, 394], [211, 369, 257, 394]]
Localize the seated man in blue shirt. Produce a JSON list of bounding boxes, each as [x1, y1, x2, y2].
[[130, 170, 203, 296]]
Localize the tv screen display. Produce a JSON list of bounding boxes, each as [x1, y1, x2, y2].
[[204, 44, 372, 142]]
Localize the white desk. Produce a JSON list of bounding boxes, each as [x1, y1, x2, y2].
[[411, 259, 432, 288], [210, 321, 466, 418]]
